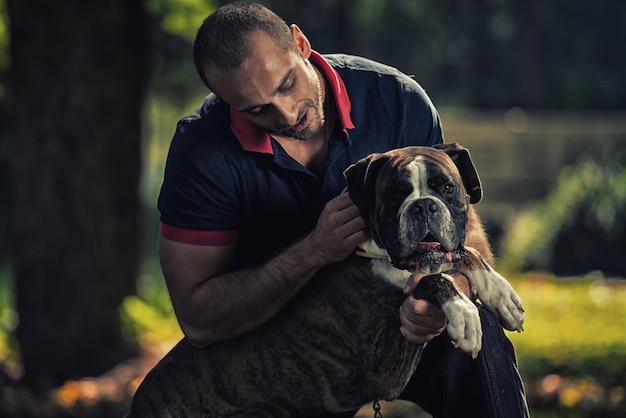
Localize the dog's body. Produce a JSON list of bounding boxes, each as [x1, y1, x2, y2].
[[128, 144, 524, 417]]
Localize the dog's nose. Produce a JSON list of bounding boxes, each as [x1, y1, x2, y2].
[[411, 199, 440, 217]]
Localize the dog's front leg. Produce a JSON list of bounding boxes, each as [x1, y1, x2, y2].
[[413, 274, 483, 359], [458, 247, 525, 333]]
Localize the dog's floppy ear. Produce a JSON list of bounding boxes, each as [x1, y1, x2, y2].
[[344, 153, 388, 219], [433, 143, 482, 204]]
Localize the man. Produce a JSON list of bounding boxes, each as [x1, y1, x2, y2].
[[157, 3, 528, 417]]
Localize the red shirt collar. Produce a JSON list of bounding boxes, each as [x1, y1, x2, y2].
[[229, 51, 355, 154]]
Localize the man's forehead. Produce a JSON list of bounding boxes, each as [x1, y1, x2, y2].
[[207, 32, 298, 108]]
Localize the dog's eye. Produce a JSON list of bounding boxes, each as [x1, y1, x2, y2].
[[443, 184, 455, 194]]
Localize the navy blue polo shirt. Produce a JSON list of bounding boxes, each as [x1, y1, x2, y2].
[[158, 51, 443, 267]]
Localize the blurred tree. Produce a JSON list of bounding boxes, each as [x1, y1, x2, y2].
[[7, 0, 150, 389], [0, 1, 9, 258]]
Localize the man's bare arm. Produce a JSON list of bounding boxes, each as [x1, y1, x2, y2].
[[160, 191, 367, 348]]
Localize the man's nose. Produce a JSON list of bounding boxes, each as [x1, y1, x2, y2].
[[273, 97, 299, 126]]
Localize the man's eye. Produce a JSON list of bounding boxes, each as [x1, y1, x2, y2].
[[278, 77, 296, 93], [247, 106, 264, 116]]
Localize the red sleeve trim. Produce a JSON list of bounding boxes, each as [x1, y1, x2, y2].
[[159, 223, 239, 246]]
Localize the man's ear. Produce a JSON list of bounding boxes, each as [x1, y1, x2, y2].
[[290, 24, 312, 59], [433, 143, 483, 204], [344, 153, 388, 219]]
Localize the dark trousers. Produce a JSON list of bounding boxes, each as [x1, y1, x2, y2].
[[315, 305, 529, 418]]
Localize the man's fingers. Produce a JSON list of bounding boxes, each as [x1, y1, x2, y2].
[[403, 272, 426, 294], [327, 189, 356, 211], [323, 193, 363, 229], [399, 297, 446, 344], [309, 191, 368, 263], [400, 298, 446, 328]]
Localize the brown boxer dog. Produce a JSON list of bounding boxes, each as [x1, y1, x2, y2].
[[127, 143, 524, 417]]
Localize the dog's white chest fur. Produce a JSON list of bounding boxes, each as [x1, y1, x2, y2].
[[356, 239, 411, 288], [371, 259, 412, 288]]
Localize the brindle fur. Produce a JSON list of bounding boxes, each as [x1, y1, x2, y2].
[[129, 257, 424, 417]]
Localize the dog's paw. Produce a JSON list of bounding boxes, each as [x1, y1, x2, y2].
[[492, 285, 525, 333], [476, 271, 525, 332], [441, 296, 482, 359]]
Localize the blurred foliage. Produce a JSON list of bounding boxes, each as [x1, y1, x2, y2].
[[145, 0, 214, 40], [0, 268, 17, 363], [0, 0, 7, 93], [120, 271, 183, 347], [499, 151, 626, 273], [507, 274, 626, 383], [0, 0, 9, 259], [119, 255, 183, 346], [144, 0, 213, 108]]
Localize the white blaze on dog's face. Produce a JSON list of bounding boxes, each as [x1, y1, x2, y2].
[[397, 157, 457, 254]]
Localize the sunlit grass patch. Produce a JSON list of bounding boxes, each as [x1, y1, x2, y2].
[[503, 272, 626, 415], [506, 272, 626, 377]]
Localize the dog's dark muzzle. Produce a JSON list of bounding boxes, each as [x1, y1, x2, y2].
[[386, 198, 467, 273]]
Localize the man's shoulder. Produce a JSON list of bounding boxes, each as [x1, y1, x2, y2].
[[323, 53, 425, 101], [323, 53, 442, 148], [172, 94, 234, 145], [167, 94, 242, 166], [323, 53, 412, 81], [177, 94, 224, 128]]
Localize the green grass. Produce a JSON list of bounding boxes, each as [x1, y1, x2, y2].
[[505, 272, 626, 382], [502, 272, 626, 417]]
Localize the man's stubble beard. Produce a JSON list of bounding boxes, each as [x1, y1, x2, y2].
[[269, 75, 325, 141]]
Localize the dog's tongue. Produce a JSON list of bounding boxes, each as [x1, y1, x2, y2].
[[418, 241, 440, 251], [417, 241, 455, 262]]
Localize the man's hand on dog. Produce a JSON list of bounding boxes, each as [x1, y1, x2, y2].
[[399, 273, 472, 344], [307, 190, 368, 266]]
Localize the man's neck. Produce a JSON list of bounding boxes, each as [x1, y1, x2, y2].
[[273, 130, 329, 176]]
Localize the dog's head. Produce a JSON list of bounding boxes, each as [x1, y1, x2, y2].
[[344, 144, 482, 274]]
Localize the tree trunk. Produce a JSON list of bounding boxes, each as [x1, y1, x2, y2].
[[8, 0, 150, 390]]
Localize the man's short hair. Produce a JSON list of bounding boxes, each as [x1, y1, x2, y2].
[[193, 2, 295, 88]]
